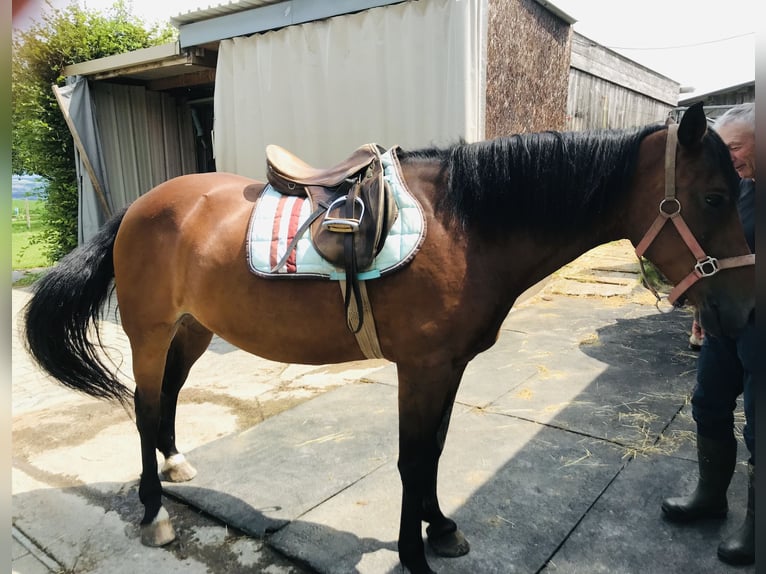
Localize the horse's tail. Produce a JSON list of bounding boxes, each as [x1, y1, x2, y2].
[[22, 207, 132, 404]]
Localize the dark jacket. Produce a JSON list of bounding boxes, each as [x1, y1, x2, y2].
[[738, 178, 755, 252]]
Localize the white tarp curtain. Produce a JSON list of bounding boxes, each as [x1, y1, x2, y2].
[[214, 0, 487, 179], [64, 78, 197, 243]]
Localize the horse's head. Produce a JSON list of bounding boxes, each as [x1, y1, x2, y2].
[[631, 102, 754, 337]]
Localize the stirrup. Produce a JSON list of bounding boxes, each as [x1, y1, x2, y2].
[[322, 196, 365, 233]]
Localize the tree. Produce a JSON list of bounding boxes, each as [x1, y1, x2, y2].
[[12, 0, 175, 262]]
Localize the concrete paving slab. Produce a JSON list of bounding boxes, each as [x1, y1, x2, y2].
[[267, 460, 402, 574], [269, 409, 628, 573], [164, 382, 402, 535], [489, 298, 697, 450], [454, 325, 546, 409], [659, 398, 750, 464], [12, 468, 212, 574], [541, 454, 754, 574], [659, 402, 698, 461], [12, 553, 55, 574], [12, 466, 310, 574], [12, 527, 60, 574]]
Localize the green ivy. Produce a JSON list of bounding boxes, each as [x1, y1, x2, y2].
[[12, 0, 175, 262]]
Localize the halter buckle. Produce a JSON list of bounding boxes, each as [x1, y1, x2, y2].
[[694, 256, 719, 278]]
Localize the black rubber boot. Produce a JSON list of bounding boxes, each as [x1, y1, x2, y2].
[[717, 463, 755, 566], [661, 434, 736, 522]]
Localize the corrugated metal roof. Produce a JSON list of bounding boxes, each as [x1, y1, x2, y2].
[[174, 0, 410, 48], [170, 0, 285, 26], [172, 0, 576, 28]]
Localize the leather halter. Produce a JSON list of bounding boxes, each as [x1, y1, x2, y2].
[[635, 124, 755, 306]]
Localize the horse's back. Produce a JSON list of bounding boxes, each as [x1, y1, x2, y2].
[[117, 172, 260, 270], [126, 172, 259, 220]]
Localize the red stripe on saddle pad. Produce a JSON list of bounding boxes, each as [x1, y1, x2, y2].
[[269, 195, 306, 273], [269, 195, 289, 270], [285, 197, 304, 273]]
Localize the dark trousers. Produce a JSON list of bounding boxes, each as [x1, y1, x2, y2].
[[692, 318, 756, 464]]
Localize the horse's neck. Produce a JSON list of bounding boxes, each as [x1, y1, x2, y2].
[[399, 155, 627, 297], [493, 221, 623, 299]]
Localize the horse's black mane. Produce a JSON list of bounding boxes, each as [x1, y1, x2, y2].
[[398, 124, 668, 237]]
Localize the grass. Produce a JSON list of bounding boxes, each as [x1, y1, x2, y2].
[[12, 198, 51, 271]]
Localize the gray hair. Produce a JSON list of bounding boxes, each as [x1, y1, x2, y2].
[[713, 102, 754, 132]]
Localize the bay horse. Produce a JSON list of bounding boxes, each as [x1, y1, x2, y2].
[[23, 102, 754, 574]]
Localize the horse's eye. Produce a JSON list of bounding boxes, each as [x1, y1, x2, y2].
[[705, 194, 724, 208]]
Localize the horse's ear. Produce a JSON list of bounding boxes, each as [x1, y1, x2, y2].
[[678, 101, 707, 147], [665, 114, 676, 126]]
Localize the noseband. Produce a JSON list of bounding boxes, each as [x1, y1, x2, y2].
[[635, 124, 755, 306]]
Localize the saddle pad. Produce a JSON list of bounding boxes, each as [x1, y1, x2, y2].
[[246, 148, 426, 280]]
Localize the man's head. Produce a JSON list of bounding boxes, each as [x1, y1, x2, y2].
[[713, 102, 755, 180]]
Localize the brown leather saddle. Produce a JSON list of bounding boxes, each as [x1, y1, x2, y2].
[[264, 143, 399, 332]]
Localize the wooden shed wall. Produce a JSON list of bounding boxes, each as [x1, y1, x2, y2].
[[566, 70, 675, 130], [566, 33, 679, 131], [485, 0, 572, 137]]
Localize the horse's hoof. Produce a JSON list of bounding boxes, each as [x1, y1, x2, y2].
[[426, 525, 470, 558], [140, 507, 176, 547], [161, 453, 197, 482]]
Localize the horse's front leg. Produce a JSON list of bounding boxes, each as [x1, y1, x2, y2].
[[396, 363, 469, 574], [422, 394, 470, 558]]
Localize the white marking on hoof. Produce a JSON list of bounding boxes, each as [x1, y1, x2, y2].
[[161, 453, 198, 482], [140, 506, 176, 547]]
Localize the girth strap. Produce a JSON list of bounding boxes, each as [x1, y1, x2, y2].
[[338, 280, 384, 359]]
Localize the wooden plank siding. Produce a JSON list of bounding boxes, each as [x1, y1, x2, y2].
[[566, 70, 676, 130], [566, 32, 679, 130]]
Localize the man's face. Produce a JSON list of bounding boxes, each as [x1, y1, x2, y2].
[[716, 122, 756, 180]]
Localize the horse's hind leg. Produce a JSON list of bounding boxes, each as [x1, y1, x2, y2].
[[157, 316, 213, 483], [133, 319, 211, 548], [130, 325, 177, 546], [396, 363, 469, 574]]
